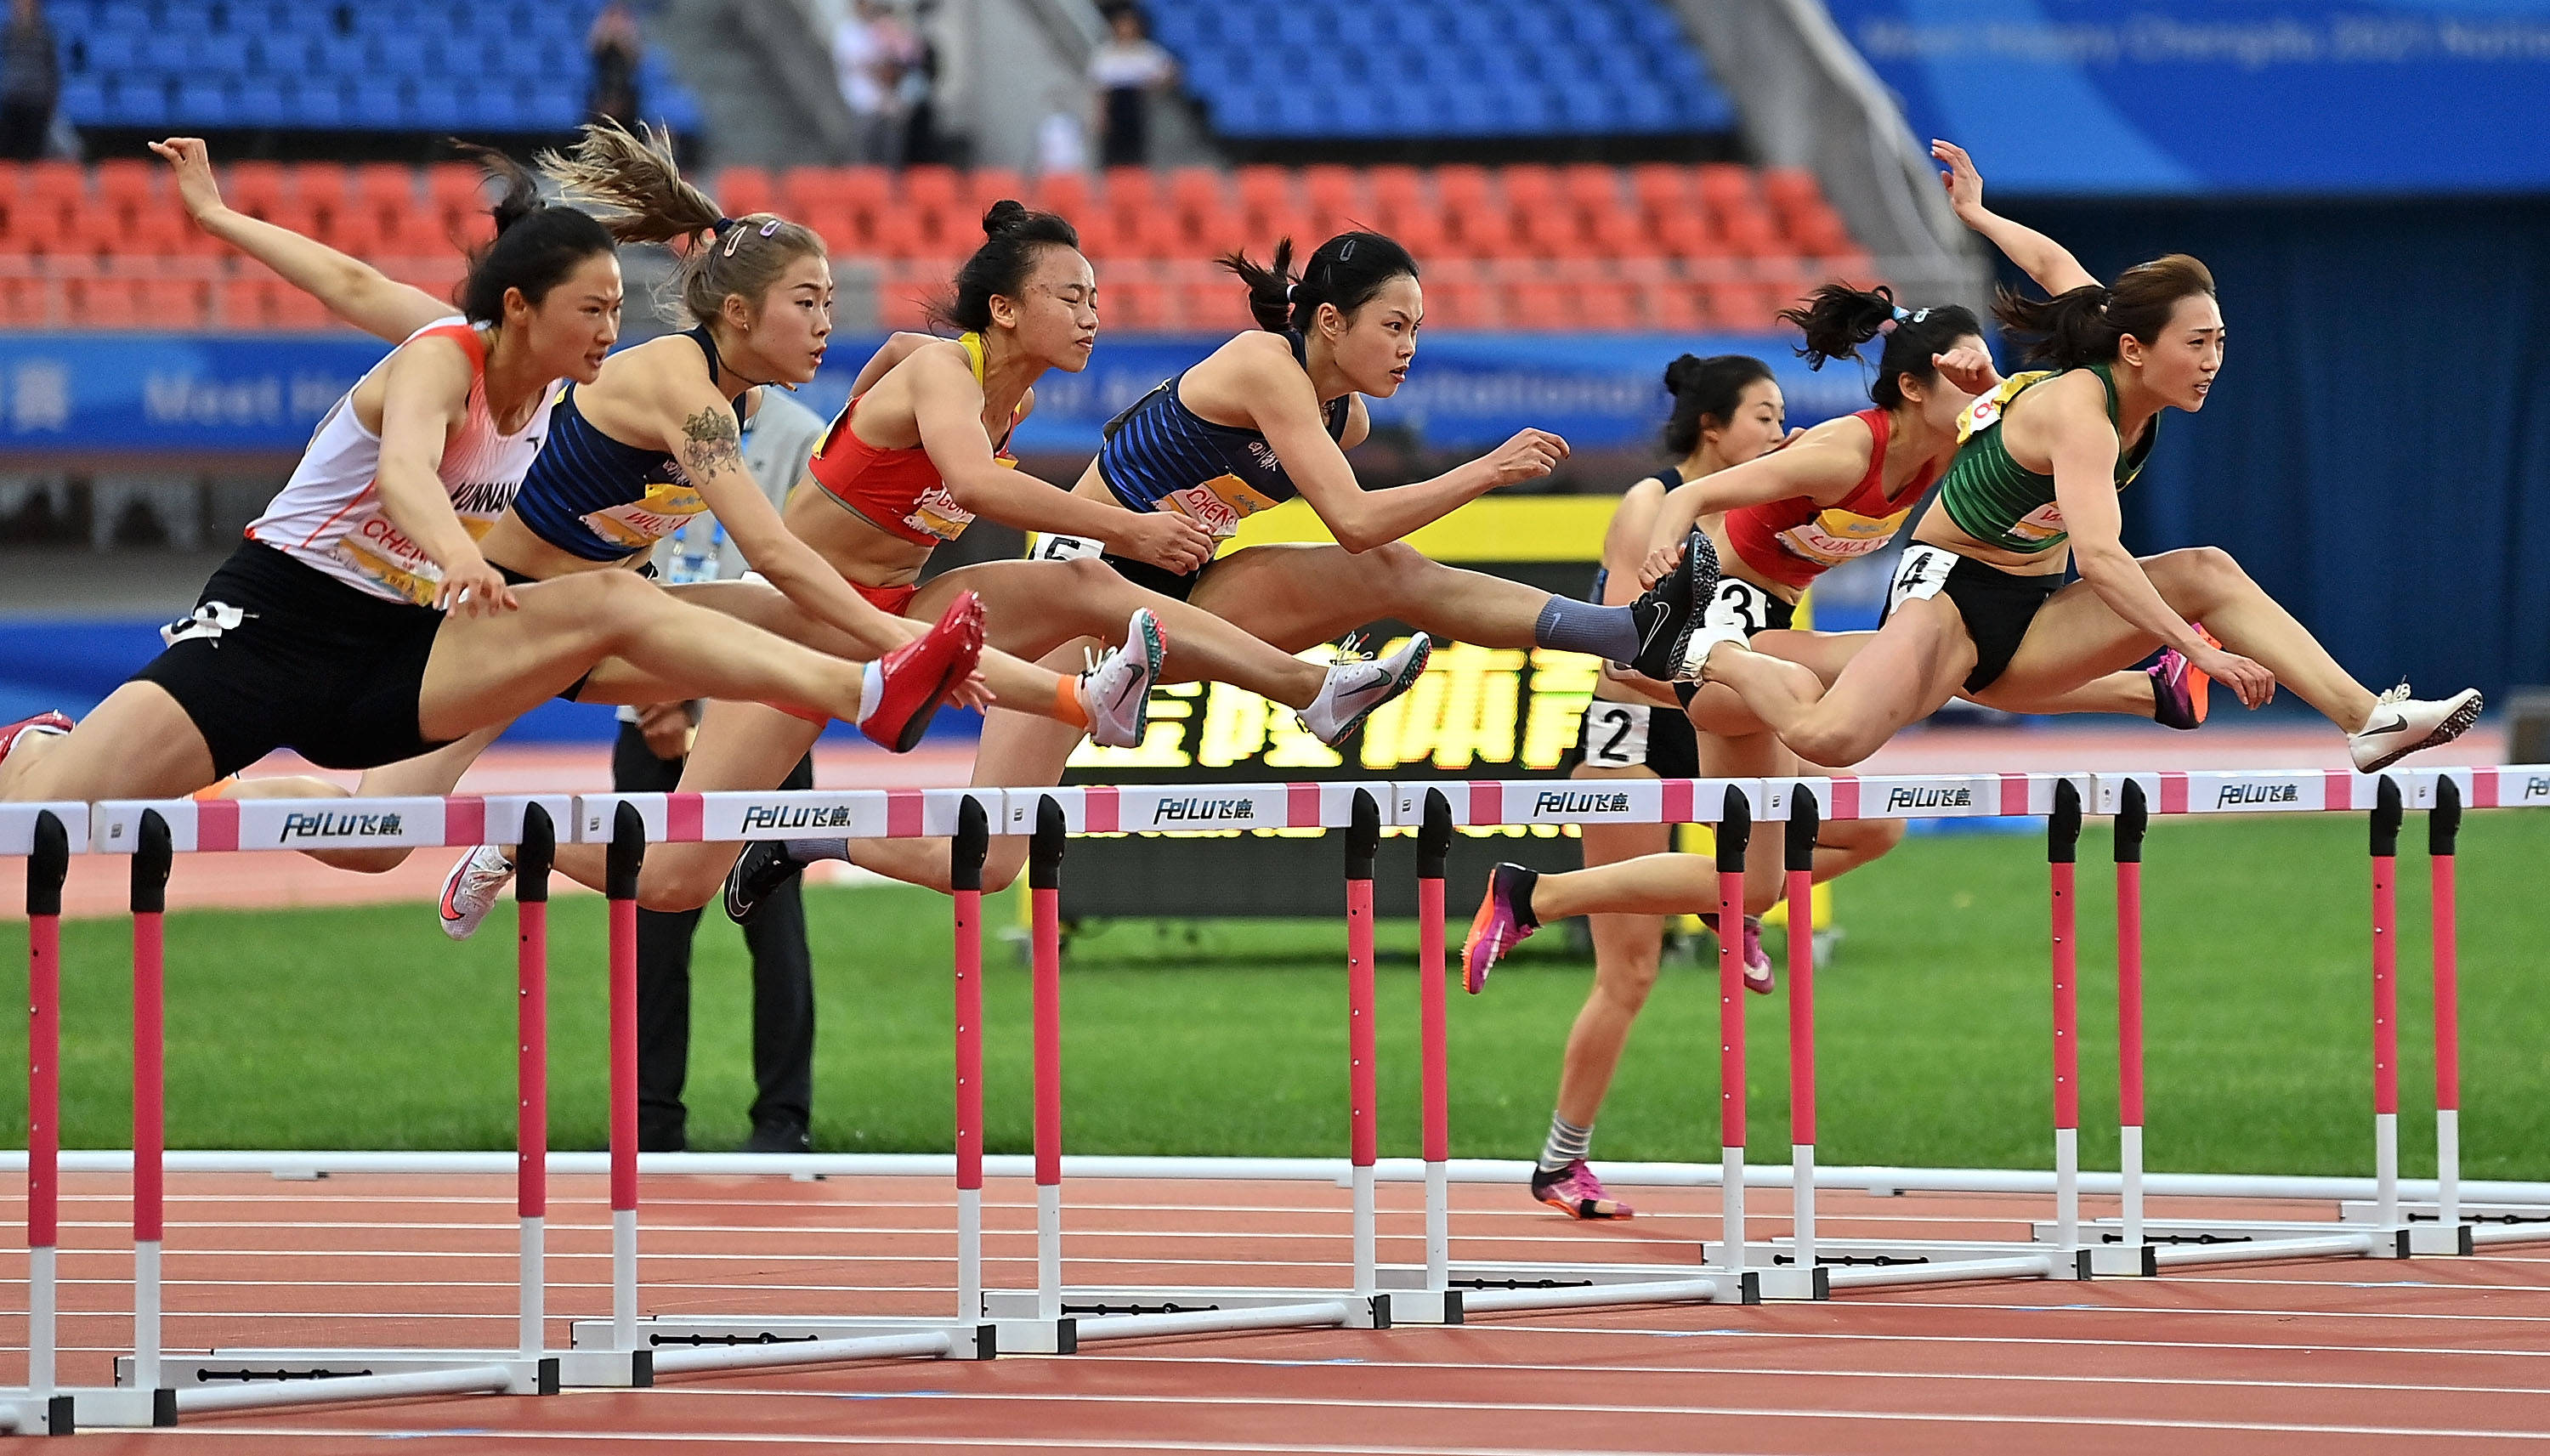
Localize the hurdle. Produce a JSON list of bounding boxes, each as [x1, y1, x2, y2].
[[60, 796, 606, 1427], [1380, 778, 1779, 1314], [2025, 769, 2483, 1268], [563, 787, 1006, 1363], [976, 786, 1400, 1340]]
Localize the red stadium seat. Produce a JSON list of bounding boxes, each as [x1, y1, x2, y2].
[[967, 167, 1028, 218], [1585, 207, 1651, 258], [1376, 202, 1447, 260], [352, 162, 414, 210], [1102, 166, 1160, 217], [225, 161, 289, 221], [270, 281, 333, 330], [875, 281, 934, 331], [1233, 165, 1292, 221], [1301, 164, 1364, 232], [1031, 169, 1091, 222], [140, 277, 207, 328], [901, 166, 960, 214], [24, 161, 82, 210], [866, 207, 932, 260], [1759, 166, 1822, 214], [1695, 162, 1755, 212], [830, 166, 892, 224], [293, 161, 349, 212], [1629, 162, 1691, 219], [1166, 166, 1227, 218], [1573, 278, 1635, 331], [1499, 164, 1557, 218], [800, 203, 860, 256], [1640, 281, 1705, 332], [1367, 164, 1424, 213], [427, 162, 484, 215], [717, 165, 776, 218], [94, 158, 155, 221], [1715, 208, 1782, 259], [72, 275, 144, 329], [1561, 163, 1620, 216]]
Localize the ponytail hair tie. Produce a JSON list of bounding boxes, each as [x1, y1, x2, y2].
[[1876, 304, 1930, 337], [1284, 283, 1299, 303]]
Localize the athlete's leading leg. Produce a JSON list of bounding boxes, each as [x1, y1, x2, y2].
[[1700, 599, 1976, 769], [0, 683, 217, 801], [1987, 547, 2380, 728], [912, 558, 1331, 708]]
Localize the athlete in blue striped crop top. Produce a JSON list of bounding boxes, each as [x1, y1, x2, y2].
[[510, 325, 755, 563], [1096, 331, 1352, 538]]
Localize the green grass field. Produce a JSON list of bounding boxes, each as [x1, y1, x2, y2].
[[7, 813, 2544, 1179]]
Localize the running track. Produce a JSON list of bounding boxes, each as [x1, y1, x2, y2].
[[8, 1170, 2548, 1452]]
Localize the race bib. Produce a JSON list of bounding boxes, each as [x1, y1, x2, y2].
[[902, 479, 978, 541], [582, 475, 709, 551], [1777, 505, 1912, 566], [1164, 473, 1281, 541], [2008, 501, 2068, 543]]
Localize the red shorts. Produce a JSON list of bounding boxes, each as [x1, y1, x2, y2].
[[852, 580, 921, 616]]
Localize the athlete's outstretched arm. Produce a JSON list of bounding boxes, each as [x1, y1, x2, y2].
[[1933, 139, 2099, 297], [1231, 348, 1566, 551], [2042, 386, 2270, 705], [651, 376, 926, 665], [373, 337, 518, 615], [1641, 424, 1872, 560], [904, 346, 1213, 571], [152, 137, 450, 343]]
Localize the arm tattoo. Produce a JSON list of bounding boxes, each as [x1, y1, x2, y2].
[[678, 407, 745, 479]]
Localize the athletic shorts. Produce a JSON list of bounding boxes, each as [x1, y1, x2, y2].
[[1884, 545, 2064, 694], [1671, 576, 1798, 708], [1029, 530, 1201, 602], [1567, 696, 1701, 778], [133, 541, 454, 777], [851, 579, 921, 615]]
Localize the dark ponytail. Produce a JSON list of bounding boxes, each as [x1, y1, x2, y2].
[[1220, 229, 1419, 335], [450, 142, 617, 326], [932, 200, 1081, 334], [1997, 253, 2216, 369], [1775, 282, 1980, 411], [1660, 353, 1775, 458]]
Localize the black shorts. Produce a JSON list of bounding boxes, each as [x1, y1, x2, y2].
[[1566, 697, 1701, 778], [133, 541, 454, 777], [1884, 546, 2064, 693], [1670, 576, 1798, 708], [1027, 531, 1203, 601]]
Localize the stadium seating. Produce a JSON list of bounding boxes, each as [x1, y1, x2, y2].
[[1144, 0, 1734, 141], [0, 159, 1876, 332], [50, 0, 703, 135]]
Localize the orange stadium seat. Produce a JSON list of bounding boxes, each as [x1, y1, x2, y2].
[[12, 159, 1874, 333]]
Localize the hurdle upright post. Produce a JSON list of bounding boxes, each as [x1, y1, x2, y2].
[[2429, 776, 2463, 1244], [2048, 780, 2082, 1254], [1345, 790, 1381, 1300], [604, 802, 644, 1355], [514, 804, 553, 1363], [1415, 789, 1454, 1293], [131, 810, 172, 1397], [2114, 779, 2148, 1254], [18, 811, 74, 1436], [950, 799, 989, 1323], [1028, 796, 1068, 1326], [1785, 785, 1819, 1272], [2370, 776, 2403, 1232], [1715, 785, 1751, 1273]]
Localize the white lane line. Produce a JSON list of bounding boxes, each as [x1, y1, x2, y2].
[[1453, 1323, 2550, 1360], [1033, 1352, 2550, 1397], [1818, 1298, 2550, 1325], [110, 1402, 2550, 1448]]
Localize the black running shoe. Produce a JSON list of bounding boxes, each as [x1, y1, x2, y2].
[[724, 839, 804, 926], [1625, 529, 1720, 681]]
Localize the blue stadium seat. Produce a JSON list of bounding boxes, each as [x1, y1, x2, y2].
[[173, 76, 235, 127], [233, 80, 289, 127]]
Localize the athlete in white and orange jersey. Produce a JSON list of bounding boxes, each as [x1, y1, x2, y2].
[[0, 145, 982, 805]]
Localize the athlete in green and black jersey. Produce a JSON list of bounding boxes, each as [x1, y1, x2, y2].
[[1686, 140, 2479, 773]]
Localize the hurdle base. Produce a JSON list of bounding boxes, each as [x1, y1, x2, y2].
[[0, 1391, 79, 1436], [983, 1286, 1389, 1338], [1718, 1238, 2090, 1286], [570, 1316, 996, 1364], [1363, 1273, 1465, 1325], [51, 1385, 174, 1429], [1385, 1258, 1763, 1309], [2033, 1217, 2408, 1264], [119, 1350, 557, 1399], [2340, 1198, 2547, 1252]]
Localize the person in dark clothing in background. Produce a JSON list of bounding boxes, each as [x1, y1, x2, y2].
[[586, 0, 643, 131], [1090, 4, 1175, 169], [620, 393, 830, 1154], [0, 0, 59, 162]]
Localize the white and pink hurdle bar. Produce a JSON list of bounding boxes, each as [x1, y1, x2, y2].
[[3, 765, 2546, 1433]]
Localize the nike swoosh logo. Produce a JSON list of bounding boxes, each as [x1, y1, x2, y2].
[[1634, 608, 1669, 655], [2363, 713, 2406, 735]]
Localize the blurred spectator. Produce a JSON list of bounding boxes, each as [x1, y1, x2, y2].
[[0, 0, 59, 163], [586, 0, 643, 130], [835, 0, 919, 167], [897, 0, 941, 166], [1089, 4, 1174, 168], [1036, 84, 1089, 174]]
